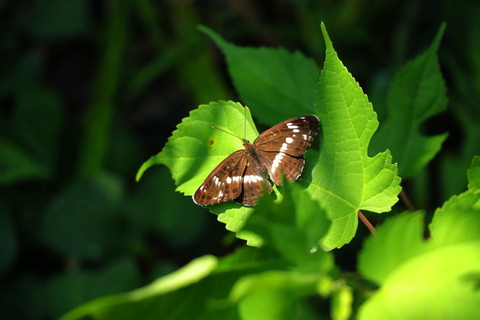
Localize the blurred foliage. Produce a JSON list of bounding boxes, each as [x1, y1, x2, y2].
[[1, 0, 480, 319]]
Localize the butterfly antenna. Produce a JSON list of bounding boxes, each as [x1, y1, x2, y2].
[[243, 106, 247, 139], [211, 125, 243, 142]]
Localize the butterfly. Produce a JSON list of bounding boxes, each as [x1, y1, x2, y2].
[[193, 114, 320, 206]]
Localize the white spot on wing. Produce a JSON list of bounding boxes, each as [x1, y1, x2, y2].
[[293, 128, 299, 133], [280, 143, 288, 152], [286, 137, 293, 144], [244, 174, 261, 183], [272, 153, 284, 171]]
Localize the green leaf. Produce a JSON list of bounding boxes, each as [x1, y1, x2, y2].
[[467, 155, 480, 190], [358, 188, 480, 319], [371, 23, 448, 178], [41, 259, 139, 319], [60, 255, 219, 320], [307, 23, 402, 250], [242, 181, 332, 269], [40, 173, 123, 258], [12, 84, 65, 164], [199, 26, 319, 126], [0, 139, 51, 185]]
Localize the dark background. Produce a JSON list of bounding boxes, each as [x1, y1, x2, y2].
[[1, 0, 479, 319]]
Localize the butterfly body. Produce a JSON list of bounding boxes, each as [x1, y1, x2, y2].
[[193, 114, 319, 206]]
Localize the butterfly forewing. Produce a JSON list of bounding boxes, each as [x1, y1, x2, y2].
[[254, 115, 319, 185], [193, 150, 246, 206], [254, 115, 319, 157]]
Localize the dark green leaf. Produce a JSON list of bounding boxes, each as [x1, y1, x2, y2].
[[371, 23, 448, 178], [0, 139, 51, 184], [467, 155, 480, 190], [41, 173, 123, 258], [199, 26, 319, 126]]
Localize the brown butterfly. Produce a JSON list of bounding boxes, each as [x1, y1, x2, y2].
[[193, 114, 320, 206]]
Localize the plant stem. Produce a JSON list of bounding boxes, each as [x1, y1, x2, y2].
[[399, 188, 417, 211], [358, 211, 376, 234], [76, 0, 129, 177]]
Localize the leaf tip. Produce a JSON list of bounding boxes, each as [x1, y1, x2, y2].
[[135, 156, 159, 182], [197, 25, 228, 50], [320, 22, 333, 49]]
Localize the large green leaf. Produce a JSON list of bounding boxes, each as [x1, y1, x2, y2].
[[199, 26, 319, 126], [60, 255, 220, 320], [371, 23, 448, 178], [357, 158, 480, 319], [41, 259, 139, 319], [307, 23, 402, 250]]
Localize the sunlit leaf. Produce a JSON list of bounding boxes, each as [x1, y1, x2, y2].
[[307, 23, 401, 250]]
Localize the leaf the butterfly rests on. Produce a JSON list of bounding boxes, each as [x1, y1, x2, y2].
[[193, 114, 320, 206]]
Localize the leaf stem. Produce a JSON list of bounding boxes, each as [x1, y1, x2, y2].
[[399, 188, 416, 211], [358, 211, 376, 234]]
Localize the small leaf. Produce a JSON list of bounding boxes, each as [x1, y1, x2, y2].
[[199, 26, 319, 126], [307, 23, 402, 250], [0, 139, 51, 185], [371, 23, 448, 178], [467, 155, 480, 190], [242, 182, 332, 268]]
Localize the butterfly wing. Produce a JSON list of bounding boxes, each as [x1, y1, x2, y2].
[[234, 163, 273, 206], [254, 115, 319, 185], [193, 150, 247, 206], [258, 152, 306, 185]]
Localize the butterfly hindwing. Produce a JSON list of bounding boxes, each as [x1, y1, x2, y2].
[[193, 150, 246, 206], [234, 164, 273, 206], [258, 151, 306, 185]]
